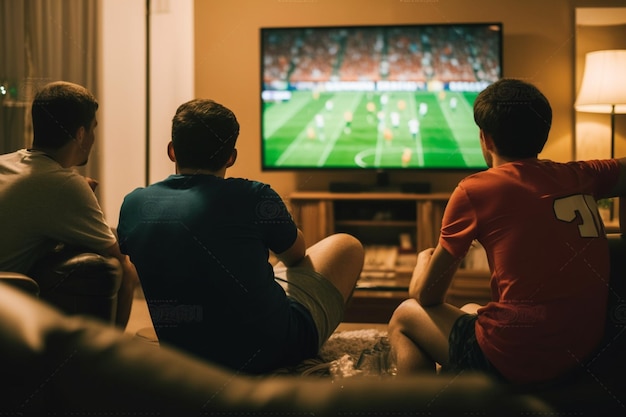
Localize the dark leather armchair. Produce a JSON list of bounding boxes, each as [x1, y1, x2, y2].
[[0, 245, 122, 323]]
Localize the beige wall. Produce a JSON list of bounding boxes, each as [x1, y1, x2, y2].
[[193, 0, 603, 198], [99, 0, 146, 226], [99, 0, 194, 226]]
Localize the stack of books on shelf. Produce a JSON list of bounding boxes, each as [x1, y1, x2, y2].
[[358, 245, 415, 290]]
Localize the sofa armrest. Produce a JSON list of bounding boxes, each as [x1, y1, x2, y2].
[[0, 272, 40, 296], [27, 245, 123, 323]]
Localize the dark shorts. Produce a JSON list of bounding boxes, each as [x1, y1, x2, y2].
[[281, 298, 319, 364], [274, 266, 344, 349], [447, 314, 503, 379]]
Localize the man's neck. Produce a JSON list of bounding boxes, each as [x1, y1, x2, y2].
[[30, 142, 86, 168], [177, 167, 226, 178], [29, 147, 66, 166], [491, 154, 537, 168]]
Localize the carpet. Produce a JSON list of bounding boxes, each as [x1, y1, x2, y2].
[[274, 328, 395, 377]]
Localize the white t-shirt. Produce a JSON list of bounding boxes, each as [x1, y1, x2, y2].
[[0, 149, 116, 273]]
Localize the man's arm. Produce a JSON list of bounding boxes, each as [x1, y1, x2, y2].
[[607, 158, 626, 197], [104, 242, 139, 328], [274, 229, 306, 267], [609, 158, 626, 235], [409, 244, 462, 306]]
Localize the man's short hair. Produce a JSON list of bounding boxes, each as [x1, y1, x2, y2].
[[171, 99, 240, 171], [473, 78, 552, 158], [31, 81, 99, 150]]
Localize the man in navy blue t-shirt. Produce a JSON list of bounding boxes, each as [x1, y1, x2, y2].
[[117, 99, 363, 374]]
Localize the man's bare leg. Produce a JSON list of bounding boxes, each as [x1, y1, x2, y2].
[[388, 299, 466, 375]]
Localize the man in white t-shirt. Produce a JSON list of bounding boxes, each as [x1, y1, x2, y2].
[[0, 81, 138, 328]]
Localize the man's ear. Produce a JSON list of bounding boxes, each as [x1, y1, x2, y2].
[[480, 130, 496, 151], [167, 141, 176, 162], [225, 148, 237, 168], [74, 126, 86, 147]]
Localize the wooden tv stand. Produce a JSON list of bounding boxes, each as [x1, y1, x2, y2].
[[288, 191, 491, 323]]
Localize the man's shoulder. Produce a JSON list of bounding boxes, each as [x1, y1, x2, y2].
[[0, 149, 20, 161], [224, 177, 275, 195], [0, 149, 33, 171], [123, 176, 275, 201], [457, 168, 494, 187], [225, 176, 267, 187], [2, 150, 75, 176]]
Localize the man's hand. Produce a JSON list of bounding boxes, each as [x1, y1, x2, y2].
[[408, 248, 435, 298], [409, 245, 461, 306], [415, 248, 435, 270]]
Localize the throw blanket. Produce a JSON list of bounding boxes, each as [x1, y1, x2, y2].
[[274, 328, 393, 377]]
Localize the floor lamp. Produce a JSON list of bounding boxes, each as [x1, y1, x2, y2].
[[575, 50, 626, 224], [575, 49, 626, 159]]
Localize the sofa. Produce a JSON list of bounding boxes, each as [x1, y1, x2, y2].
[[0, 279, 552, 416], [0, 234, 624, 416]]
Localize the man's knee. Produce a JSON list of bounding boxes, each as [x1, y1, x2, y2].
[[334, 233, 365, 265], [389, 299, 421, 332]]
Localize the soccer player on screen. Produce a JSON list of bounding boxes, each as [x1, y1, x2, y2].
[[343, 110, 353, 134], [315, 114, 325, 141], [419, 102, 428, 117], [450, 97, 458, 111], [401, 147, 412, 167], [408, 118, 420, 139], [391, 112, 400, 130]]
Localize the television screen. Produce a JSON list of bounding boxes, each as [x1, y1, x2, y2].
[[260, 23, 502, 171]]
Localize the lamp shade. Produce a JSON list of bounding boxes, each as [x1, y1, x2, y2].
[[575, 50, 626, 114]]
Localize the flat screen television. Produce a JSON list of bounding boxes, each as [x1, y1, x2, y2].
[[260, 23, 502, 173]]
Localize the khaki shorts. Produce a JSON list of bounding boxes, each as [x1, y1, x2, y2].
[[274, 266, 344, 349]]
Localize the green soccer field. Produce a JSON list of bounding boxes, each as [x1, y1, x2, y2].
[[262, 90, 487, 170]]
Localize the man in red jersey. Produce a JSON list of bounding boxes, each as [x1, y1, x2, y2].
[[388, 78, 626, 384]]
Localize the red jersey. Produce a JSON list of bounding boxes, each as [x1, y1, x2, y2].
[[440, 158, 620, 384]]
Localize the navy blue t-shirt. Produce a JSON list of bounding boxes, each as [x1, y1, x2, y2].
[[117, 174, 316, 373]]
